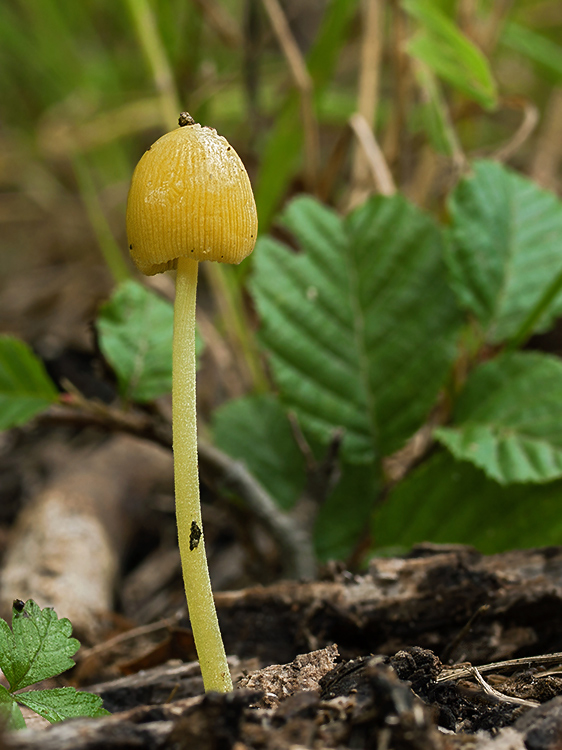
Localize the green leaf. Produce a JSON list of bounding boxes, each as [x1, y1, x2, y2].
[[403, 0, 497, 110], [0, 685, 26, 731], [15, 688, 110, 724], [502, 22, 562, 84], [0, 600, 79, 692], [250, 195, 462, 463], [97, 280, 204, 402], [97, 280, 174, 402], [435, 352, 562, 484], [0, 336, 58, 430], [413, 61, 460, 157], [213, 395, 381, 560], [373, 450, 562, 554], [316, 462, 380, 561], [446, 160, 562, 344], [213, 394, 306, 510]]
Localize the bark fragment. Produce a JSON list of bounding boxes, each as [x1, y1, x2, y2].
[[0, 435, 172, 641]]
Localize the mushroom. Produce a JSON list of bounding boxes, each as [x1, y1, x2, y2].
[[126, 113, 257, 693]]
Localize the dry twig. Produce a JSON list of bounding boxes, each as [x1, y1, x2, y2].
[[491, 97, 539, 163], [469, 666, 540, 708], [531, 87, 562, 192], [40, 394, 316, 581], [437, 652, 562, 684], [349, 113, 396, 197]]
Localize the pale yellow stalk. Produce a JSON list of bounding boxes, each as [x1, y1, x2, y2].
[[172, 256, 232, 693]]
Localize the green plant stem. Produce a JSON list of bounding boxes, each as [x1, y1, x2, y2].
[[72, 155, 131, 284], [507, 266, 562, 351], [204, 263, 268, 393], [125, 0, 181, 129], [173, 256, 232, 694]]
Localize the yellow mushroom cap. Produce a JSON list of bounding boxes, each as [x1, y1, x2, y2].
[[126, 120, 258, 276]]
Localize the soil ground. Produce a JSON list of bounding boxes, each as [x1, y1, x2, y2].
[[4, 540, 562, 748]]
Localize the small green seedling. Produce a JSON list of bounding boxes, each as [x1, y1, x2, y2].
[[0, 599, 109, 730]]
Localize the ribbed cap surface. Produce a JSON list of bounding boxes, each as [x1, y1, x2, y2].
[[127, 123, 258, 275]]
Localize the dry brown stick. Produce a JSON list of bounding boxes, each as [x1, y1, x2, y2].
[[348, 0, 384, 207], [463, 0, 514, 59], [440, 604, 490, 665], [78, 614, 181, 661], [349, 113, 397, 197], [491, 97, 539, 163], [190, 0, 242, 47], [40, 398, 316, 581], [530, 87, 562, 192], [287, 414, 343, 528], [261, 0, 319, 190], [317, 123, 353, 203], [437, 651, 562, 683], [382, 0, 410, 174], [198, 441, 317, 580]]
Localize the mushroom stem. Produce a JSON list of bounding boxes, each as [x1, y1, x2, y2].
[[173, 255, 233, 693]]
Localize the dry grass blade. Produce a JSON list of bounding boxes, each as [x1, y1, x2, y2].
[[40, 394, 315, 581], [261, 0, 319, 189], [466, 0, 515, 58], [382, 0, 410, 173], [469, 666, 540, 708], [349, 0, 384, 205], [437, 652, 562, 683]]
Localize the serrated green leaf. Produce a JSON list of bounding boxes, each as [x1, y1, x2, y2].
[[15, 687, 109, 724], [212, 394, 306, 510], [446, 160, 562, 345], [0, 600, 79, 692], [0, 685, 26, 731], [373, 450, 562, 554], [97, 280, 204, 402], [0, 336, 58, 430], [435, 352, 562, 484], [97, 280, 174, 402], [403, 0, 497, 110], [250, 195, 462, 463]]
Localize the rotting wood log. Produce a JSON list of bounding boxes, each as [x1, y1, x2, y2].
[[215, 544, 562, 666], [0, 435, 173, 642]]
